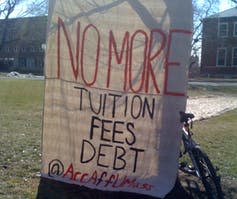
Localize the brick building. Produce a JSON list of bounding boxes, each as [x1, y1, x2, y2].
[[0, 16, 47, 75], [201, 7, 237, 78]]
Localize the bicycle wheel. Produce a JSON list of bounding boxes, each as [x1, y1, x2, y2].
[[192, 147, 223, 199]]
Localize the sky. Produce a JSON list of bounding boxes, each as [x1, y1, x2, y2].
[[219, 0, 235, 11], [197, 0, 234, 12]]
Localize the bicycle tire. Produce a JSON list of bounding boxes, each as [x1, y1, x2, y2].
[[192, 147, 223, 199]]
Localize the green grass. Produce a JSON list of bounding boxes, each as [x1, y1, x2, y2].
[[193, 110, 237, 178], [187, 85, 237, 97], [187, 84, 237, 178], [0, 79, 44, 198], [0, 79, 237, 198]]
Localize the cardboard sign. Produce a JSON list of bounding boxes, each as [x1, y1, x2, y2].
[[41, 0, 192, 197]]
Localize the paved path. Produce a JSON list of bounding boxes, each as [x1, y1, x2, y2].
[[189, 81, 237, 86], [186, 95, 237, 120]]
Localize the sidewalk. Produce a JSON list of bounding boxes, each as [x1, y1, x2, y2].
[[186, 95, 237, 121], [188, 78, 237, 87], [189, 78, 237, 83], [189, 81, 237, 86]]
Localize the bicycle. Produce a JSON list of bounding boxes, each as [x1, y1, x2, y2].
[[179, 111, 223, 199]]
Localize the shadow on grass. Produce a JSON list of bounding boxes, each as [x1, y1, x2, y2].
[[36, 174, 213, 199]]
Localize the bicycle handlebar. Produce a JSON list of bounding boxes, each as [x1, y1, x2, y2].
[[179, 111, 195, 123]]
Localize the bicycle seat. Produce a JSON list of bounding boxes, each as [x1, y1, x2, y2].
[[179, 111, 195, 123]]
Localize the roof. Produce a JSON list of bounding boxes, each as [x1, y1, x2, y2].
[[209, 7, 237, 18], [0, 16, 47, 30]]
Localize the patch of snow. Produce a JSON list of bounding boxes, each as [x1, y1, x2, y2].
[[7, 71, 21, 78], [6, 72, 44, 80]]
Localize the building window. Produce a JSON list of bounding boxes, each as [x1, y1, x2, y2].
[[234, 22, 237, 37], [217, 48, 227, 66], [21, 47, 26, 52], [232, 47, 237, 66], [218, 23, 228, 37], [13, 47, 18, 52], [30, 46, 35, 52], [19, 58, 26, 67], [4, 47, 10, 52]]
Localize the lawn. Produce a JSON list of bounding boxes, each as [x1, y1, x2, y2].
[[187, 84, 237, 178], [0, 79, 236, 198], [0, 79, 44, 198], [188, 84, 237, 97], [193, 109, 237, 178]]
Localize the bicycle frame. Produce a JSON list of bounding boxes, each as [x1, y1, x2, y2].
[[179, 111, 223, 199], [181, 126, 202, 178]]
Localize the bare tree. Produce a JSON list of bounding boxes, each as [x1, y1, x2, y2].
[[20, 0, 48, 17], [192, 0, 219, 56], [0, 0, 48, 18], [0, 0, 24, 19]]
